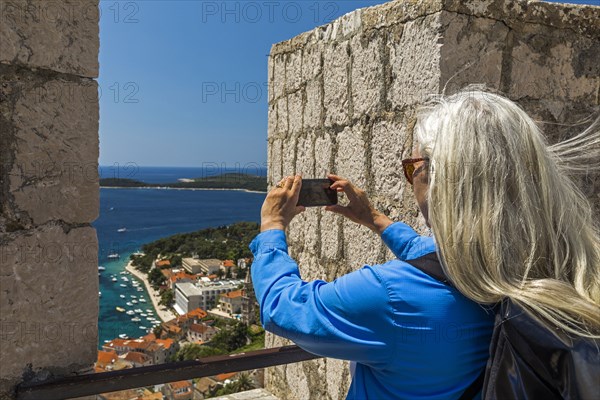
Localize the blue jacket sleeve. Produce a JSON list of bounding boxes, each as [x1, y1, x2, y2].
[[249, 229, 393, 368], [380, 221, 436, 260]]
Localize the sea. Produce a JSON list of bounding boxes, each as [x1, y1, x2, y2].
[[94, 166, 265, 348]]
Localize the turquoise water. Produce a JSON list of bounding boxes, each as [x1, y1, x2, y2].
[[93, 186, 264, 348]]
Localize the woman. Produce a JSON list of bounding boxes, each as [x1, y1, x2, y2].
[[249, 90, 600, 399]]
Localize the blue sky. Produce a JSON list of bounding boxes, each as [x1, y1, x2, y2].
[[98, 0, 599, 168]]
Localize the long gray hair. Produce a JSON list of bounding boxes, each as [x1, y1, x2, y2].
[[414, 90, 600, 338]]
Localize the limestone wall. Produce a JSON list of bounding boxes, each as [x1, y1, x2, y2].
[[0, 1, 100, 398], [265, 0, 599, 398]]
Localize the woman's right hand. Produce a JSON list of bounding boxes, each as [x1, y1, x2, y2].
[[324, 174, 393, 235]]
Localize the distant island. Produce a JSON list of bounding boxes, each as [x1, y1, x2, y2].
[[100, 172, 267, 192]]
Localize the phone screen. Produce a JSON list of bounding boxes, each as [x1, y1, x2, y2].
[[297, 179, 337, 207]]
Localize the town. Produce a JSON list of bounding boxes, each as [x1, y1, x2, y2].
[[95, 252, 264, 399]]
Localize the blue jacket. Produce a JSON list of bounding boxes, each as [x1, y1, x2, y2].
[[249, 221, 495, 399]]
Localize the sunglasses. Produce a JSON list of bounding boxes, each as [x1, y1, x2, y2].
[[401, 157, 428, 185]]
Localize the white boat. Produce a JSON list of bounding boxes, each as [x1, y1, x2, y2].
[[117, 227, 127, 233], [139, 326, 147, 330], [140, 313, 147, 317], [98, 266, 106, 271], [104, 340, 111, 343], [121, 277, 129, 282], [130, 295, 137, 298], [145, 309, 153, 313], [112, 277, 118, 282], [131, 300, 138, 304], [131, 317, 141, 322], [120, 294, 126, 298], [119, 334, 127, 339], [120, 284, 127, 287], [126, 302, 133, 306], [139, 299, 146, 303], [126, 310, 135, 315], [136, 288, 143, 292], [99, 291, 102, 297], [134, 309, 143, 313], [107, 253, 120, 259]]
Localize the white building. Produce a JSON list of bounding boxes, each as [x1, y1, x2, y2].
[[174, 280, 243, 315], [181, 258, 221, 275]]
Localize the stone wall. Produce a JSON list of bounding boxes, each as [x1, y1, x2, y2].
[[0, 1, 100, 398], [265, 0, 599, 398]]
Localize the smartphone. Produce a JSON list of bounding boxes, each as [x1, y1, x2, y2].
[[297, 179, 338, 207]]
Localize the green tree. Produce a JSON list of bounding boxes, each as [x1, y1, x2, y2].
[[159, 289, 174, 307]]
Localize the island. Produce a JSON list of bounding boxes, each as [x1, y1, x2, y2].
[[100, 172, 267, 192]]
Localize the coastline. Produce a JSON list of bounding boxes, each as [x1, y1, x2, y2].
[[100, 186, 267, 194], [125, 261, 175, 323]]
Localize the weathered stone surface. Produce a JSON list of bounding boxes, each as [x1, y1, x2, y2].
[[314, 134, 333, 178], [288, 90, 303, 136], [275, 97, 288, 137], [286, 51, 303, 93], [0, 225, 98, 381], [371, 117, 412, 205], [323, 41, 350, 127], [388, 13, 442, 109], [351, 33, 383, 119], [1, 65, 99, 228], [301, 44, 322, 82], [272, 54, 286, 101], [303, 79, 322, 130], [268, 138, 283, 186], [281, 136, 297, 177], [438, 12, 508, 93], [0, 0, 99, 77], [335, 125, 367, 188]]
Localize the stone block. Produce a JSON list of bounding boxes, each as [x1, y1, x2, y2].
[[304, 79, 322, 130], [319, 211, 341, 261], [275, 97, 288, 137], [281, 136, 296, 177], [323, 41, 350, 127], [267, 102, 277, 138], [335, 125, 367, 188], [0, 0, 99, 77], [286, 51, 302, 92], [438, 12, 508, 93], [294, 135, 314, 177], [371, 117, 412, 204], [272, 53, 286, 100], [351, 33, 383, 118], [288, 90, 303, 136], [1, 66, 99, 228], [0, 225, 98, 382], [342, 220, 382, 269], [268, 138, 283, 186], [301, 44, 322, 82], [314, 134, 333, 178], [388, 13, 442, 109]]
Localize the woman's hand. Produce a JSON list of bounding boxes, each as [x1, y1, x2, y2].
[[324, 174, 392, 235], [260, 175, 306, 232]]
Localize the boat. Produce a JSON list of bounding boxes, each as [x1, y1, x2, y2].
[[126, 302, 133, 306], [121, 277, 129, 282], [116, 307, 126, 312], [136, 288, 143, 292], [139, 299, 146, 303], [104, 340, 111, 343], [112, 277, 118, 282], [140, 313, 147, 317], [107, 253, 120, 259], [98, 266, 106, 271], [131, 300, 138, 304], [117, 227, 127, 233], [139, 326, 147, 330], [120, 284, 127, 287], [99, 292, 102, 297], [145, 309, 153, 313], [134, 309, 143, 313], [131, 317, 141, 322], [120, 294, 126, 298], [130, 295, 137, 298], [119, 334, 127, 339], [126, 310, 135, 315]]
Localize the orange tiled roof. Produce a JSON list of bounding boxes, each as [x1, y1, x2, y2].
[[215, 372, 236, 381], [123, 351, 151, 364], [156, 259, 171, 267], [220, 289, 243, 299], [189, 323, 210, 334], [97, 350, 118, 365], [208, 274, 218, 280], [221, 259, 235, 267], [169, 380, 192, 390], [170, 271, 196, 284], [185, 307, 208, 319], [156, 338, 174, 349]]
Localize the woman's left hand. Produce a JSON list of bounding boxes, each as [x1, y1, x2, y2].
[[260, 175, 306, 232]]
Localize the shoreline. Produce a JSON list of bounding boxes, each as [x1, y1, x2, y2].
[[100, 186, 267, 194], [125, 261, 175, 323]]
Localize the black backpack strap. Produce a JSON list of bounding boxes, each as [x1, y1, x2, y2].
[[403, 251, 453, 287], [404, 252, 485, 399]]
